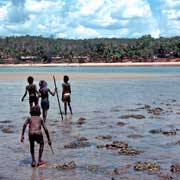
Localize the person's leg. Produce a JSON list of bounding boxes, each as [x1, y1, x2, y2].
[[29, 102, 33, 111], [64, 102, 67, 115], [35, 96, 38, 106], [42, 109, 48, 122], [29, 140, 36, 167], [38, 143, 44, 163], [68, 102, 72, 114], [37, 134, 46, 166], [44, 110, 48, 121]]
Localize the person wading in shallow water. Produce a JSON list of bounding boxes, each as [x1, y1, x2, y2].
[[61, 75, 72, 115], [39, 80, 56, 122], [21, 105, 52, 167], [21, 76, 39, 110]]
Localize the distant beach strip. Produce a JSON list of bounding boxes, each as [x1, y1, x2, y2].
[[1, 62, 180, 68]]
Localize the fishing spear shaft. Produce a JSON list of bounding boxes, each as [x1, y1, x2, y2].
[[53, 76, 63, 121]]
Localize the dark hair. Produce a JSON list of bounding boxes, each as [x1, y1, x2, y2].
[[63, 75, 69, 83], [30, 105, 41, 116], [27, 76, 34, 84]]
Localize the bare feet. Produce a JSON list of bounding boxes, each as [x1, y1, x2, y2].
[[31, 161, 36, 167], [37, 161, 46, 166]]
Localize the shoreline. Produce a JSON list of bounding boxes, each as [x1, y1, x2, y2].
[[1, 62, 180, 67]]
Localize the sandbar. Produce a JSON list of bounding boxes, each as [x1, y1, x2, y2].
[[0, 72, 177, 81]]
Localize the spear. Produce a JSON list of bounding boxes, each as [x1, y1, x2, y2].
[[53, 76, 63, 121], [49, 143, 54, 154]]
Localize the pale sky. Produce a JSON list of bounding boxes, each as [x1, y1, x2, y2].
[[0, 0, 179, 38]]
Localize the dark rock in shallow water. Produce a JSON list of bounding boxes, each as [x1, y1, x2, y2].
[[110, 164, 132, 175], [97, 141, 143, 156], [134, 161, 160, 173], [77, 136, 88, 141], [118, 148, 143, 155], [93, 110, 102, 113], [77, 117, 86, 125], [106, 141, 128, 150], [96, 135, 112, 140], [127, 134, 143, 139], [64, 137, 90, 149], [127, 126, 139, 131], [46, 161, 77, 169], [149, 129, 162, 134], [144, 104, 151, 109], [170, 163, 180, 173], [86, 165, 106, 174], [97, 144, 106, 148], [111, 108, 120, 112], [119, 114, 145, 119], [0, 120, 12, 124], [162, 130, 176, 136], [2, 127, 14, 133], [148, 107, 163, 115], [56, 161, 76, 170], [117, 121, 126, 127], [149, 129, 176, 136], [97, 141, 128, 150], [172, 140, 180, 145], [126, 108, 140, 112]]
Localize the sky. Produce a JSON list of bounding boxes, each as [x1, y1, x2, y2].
[[0, 0, 179, 39]]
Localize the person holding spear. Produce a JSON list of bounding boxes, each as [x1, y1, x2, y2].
[[38, 80, 56, 122]]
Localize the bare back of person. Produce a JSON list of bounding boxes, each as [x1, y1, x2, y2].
[[28, 116, 42, 135], [62, 82, 71, 94], [27, 84, 37, 97]]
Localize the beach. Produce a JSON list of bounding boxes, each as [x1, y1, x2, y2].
[[1, 62, 180, 68], [1, 66, 180, 179]]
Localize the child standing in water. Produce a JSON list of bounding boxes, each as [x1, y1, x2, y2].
[[21, 105, 52, 167], [39, 80, 56, 122], [62, 75, 72, 115], [21, 76, 39, 110]]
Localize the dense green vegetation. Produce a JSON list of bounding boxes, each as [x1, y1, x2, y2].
[[0, 35, 180, 63]]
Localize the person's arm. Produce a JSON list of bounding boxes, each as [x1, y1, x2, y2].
[[61, 84, 64, 101], [21, 86, 28, 101], [21, 118, 30, 142], [69, 84, 71, 94], [41, 118, 51, 145], [38, 89, 41, 97], [48, 88, 56, 96], [35, 85, 39, 96]]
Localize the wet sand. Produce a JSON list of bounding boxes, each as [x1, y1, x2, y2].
[[0, 72, 177, 80]]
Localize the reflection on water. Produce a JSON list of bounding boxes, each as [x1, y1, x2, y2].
[[31, 168, 45, 180], [1, 68, 180, 179]]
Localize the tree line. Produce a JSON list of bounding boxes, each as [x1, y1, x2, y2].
[[0, 35, 180, 64]]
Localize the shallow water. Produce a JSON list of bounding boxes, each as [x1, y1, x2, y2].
[[1, 66, 180, 74], [1, 67, 180, 179]]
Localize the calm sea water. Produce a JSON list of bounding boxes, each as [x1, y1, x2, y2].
[[1, 66, 180, 180], [1, 66, 180, 74]]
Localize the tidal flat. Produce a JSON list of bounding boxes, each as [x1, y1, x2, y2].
[[1, 66, 180, 179]]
